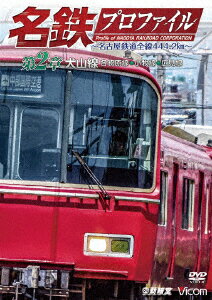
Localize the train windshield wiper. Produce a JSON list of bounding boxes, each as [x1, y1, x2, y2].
[[72, 150, 111, 200]]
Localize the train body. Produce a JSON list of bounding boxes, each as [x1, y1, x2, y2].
[[0, 47, 211, 299], [153, 131, 212, 292]]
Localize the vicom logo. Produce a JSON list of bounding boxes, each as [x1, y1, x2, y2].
[[188, 272, 207, 283], [178, 287, 207, 296]]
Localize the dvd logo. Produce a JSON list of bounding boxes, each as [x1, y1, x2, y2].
[[188, 272, 207, 283]]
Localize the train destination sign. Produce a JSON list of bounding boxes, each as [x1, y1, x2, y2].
[[0, 72, 42, 94]]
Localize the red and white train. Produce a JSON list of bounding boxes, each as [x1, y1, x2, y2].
[[0, 47, 211, 299]]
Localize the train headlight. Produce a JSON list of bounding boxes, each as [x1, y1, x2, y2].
[[84, 234, 134, 257], [88, 236, 109, 252]]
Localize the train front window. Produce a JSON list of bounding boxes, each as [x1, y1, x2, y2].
[[19, 108, 60, 181], [0, 68, 64, 182], [67, 71, 158, 189], [0, 68, 159, 189]]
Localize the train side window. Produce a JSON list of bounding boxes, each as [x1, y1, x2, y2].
[[182, 178, 194, 230], [205, 185, 210, 234], [0, 105, 10, 179], [159, 171, 168, 225]]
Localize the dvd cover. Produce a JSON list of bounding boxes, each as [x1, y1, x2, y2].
[[0, 0, 211, 299]]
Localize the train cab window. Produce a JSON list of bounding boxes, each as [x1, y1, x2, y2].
[[0, 105, 10, 178], [159, 171, 168, 225], [0, 68, 159, 187], [182, 178, 194, 230], [67, 71, 159, 189], [19, 108, 60, 181]]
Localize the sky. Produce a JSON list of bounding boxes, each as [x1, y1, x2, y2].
[[1, 0, 211, 8]]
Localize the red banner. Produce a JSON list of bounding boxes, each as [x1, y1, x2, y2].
[[93, 8, 203, 41]]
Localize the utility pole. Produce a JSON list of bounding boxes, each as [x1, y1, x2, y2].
[[201, 54, 209, 126], [156, 54, 166, 94]]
